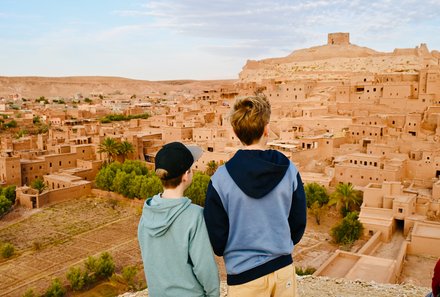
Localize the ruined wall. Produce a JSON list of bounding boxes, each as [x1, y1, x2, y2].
[[328, 32, 350, 45]]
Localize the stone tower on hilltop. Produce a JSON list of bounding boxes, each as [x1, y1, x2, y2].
[[328, 32, 350, 45]]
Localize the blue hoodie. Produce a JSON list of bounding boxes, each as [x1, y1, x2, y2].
[[138, 194, 220, 297], [203, 149, 307, 285]]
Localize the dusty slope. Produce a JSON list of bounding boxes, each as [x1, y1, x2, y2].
[[0, 76, 236, 98]]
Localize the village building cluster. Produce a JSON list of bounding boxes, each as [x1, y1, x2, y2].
[[0, 33, 439, 284]]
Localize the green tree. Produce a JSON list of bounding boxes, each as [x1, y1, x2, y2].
[[112, 170, 131, 196], [304, 182, 329, 208], [184, 172, 210, 206], [44, 278, 66, 297], [330, 212, 364, 245], [0, 195, 12, 216], [95, 166, 117, 191], [309, 201, 328, 225], [329, 183, 363, 216], [139, 175, 162, 199], [15, 129, 28, 139], [3, 185, 16, 203], [205, 160, 219, 176], [5, 120, 17, 129], [127, 175, 143, 199], [98, 137, 120, 163], [121, 160, 148, 175], [31, 178, 47, 194], [33, 116, 41, 124], [117, 141, 135, 162]]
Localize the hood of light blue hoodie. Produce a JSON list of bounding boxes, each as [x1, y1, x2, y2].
[[141, 194, 192, 237]]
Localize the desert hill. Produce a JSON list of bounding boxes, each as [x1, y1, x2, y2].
[[0, 76, 236, 99], [239, 38, 437, 82]]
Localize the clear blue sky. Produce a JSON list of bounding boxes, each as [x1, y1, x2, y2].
[[1, 0, 439, 81]]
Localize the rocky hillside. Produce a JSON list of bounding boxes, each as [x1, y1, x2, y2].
[[119, 276, 431, 297], [239, 42, 437, 82]]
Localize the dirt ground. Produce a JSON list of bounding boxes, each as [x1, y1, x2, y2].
[[0, 197, 435, 297], [0, 196, 144, 297]]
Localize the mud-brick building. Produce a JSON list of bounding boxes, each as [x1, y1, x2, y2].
[[333, 153, 407, 186], [20, 144, 97, 186], [15, 173, 92, 209], [0, 151, 21, 185], [359, 181, 440, 256]]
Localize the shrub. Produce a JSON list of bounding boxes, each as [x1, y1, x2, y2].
[[0, 195, 12, 216], [1, 242, 15, 258], [44, 278, 66, 297], [66, 267, 89, 291], [96, 252, 115, 279], [331, 212, 364, 245], [122, 265, 138, 289], [295, 266, 316, 276], [84, 252, 115, 281], [32, 241, 43, 251], [22, 288, 36, 297]]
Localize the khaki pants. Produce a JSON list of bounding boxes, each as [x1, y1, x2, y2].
[[227, 264, 297, 297]]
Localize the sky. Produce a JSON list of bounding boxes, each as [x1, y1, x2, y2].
[[1, 0, 440, 81]]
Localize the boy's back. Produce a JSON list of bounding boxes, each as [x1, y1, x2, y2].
[[138, 194, 218, 296], [138, 141, 219, 297], [203, 95, 307, 296]]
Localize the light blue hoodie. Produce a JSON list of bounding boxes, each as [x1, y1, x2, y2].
[[138, 194, 220, 297]]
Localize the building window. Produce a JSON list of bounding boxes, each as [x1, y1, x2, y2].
[[398, 208, 403, 213]]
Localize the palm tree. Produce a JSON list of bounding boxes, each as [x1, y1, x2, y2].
[[304, 182, 329, 208], [117, 141, 135, 162], [329, 182, 363, 215], [98, 137, 120, 163], [31, 178, 47, 194], [205, 160, 219, 176]]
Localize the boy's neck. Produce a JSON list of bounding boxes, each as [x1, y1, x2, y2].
[[243, 138, 268, 150], [161, 186, 185, 199]]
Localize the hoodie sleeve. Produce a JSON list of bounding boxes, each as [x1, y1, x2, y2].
[[203, 180, 229, 256], [288, 172, 307, 245], [189, 211, 220, 297]]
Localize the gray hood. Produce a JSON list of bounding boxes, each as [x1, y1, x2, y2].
[[141, 194, 191, 237]]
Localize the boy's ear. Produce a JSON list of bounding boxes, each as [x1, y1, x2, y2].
[[182, 170, 190, 182], [264, 124, 269, 137]]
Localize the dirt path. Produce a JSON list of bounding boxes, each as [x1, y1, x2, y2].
[[372, 230, 405, 259]]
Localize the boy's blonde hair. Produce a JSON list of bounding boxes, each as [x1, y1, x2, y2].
[[229, 95, 271, 145], [156, 168, 183, 189]]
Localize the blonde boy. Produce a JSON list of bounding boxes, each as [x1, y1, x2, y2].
[[204, 95, 306, 296]]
